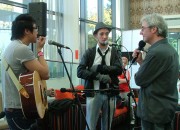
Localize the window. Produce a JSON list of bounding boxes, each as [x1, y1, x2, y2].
[[168, 32, 180, 65], [103, 0, 112, 25], [79, 0, 121, 53], [0, 2, 28, 56], [87, 0, 98, 21], [0, 0, 32, 91]]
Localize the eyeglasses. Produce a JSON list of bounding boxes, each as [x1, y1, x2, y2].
[[141, 26, 150, 31], [33, 26, 38, 31]]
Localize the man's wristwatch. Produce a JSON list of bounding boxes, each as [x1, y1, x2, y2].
[[37, 51, 44, 57]]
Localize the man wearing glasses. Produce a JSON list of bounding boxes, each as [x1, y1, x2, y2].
[[1, 13, 51, 130], [132, 13, 179, 130]]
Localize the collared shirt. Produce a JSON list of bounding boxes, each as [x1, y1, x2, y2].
[[93, 44, 111, 90]]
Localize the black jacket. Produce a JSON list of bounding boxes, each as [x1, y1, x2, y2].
[[77, 46, 122, 96]]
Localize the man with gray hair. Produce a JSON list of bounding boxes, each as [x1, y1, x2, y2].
[[132, 13, 179, 130]]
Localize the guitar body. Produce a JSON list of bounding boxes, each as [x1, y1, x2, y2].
[[19, 71, 48, 119]]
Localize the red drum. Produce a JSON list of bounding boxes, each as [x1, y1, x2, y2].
[[48, 99, 86, 130], [174, 111, 180, 130]]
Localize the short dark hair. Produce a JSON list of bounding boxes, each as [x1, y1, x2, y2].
[[11, 13, 36, 40]]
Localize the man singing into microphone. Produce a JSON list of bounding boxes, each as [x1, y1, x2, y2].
[[1, 13, 54, 130], [77, 22, 122, 130], [132, 13, 179, 130]]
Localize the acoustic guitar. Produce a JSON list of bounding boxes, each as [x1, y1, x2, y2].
[[19, 71, 48, 119]]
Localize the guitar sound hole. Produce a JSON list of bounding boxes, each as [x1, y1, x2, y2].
[[40, 85, 44, 103], [40, 85, 47, 105]]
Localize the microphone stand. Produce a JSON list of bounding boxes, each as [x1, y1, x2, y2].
[[127, 70, 141, 130], [121, 69, 138, 129], [105, 86, 118, 130], [61, 88, 120, 130], [114, 44, 138, 130], [61, 88, 120, 93], [105, 37, 121, 130], [57, 47, 90, 130]]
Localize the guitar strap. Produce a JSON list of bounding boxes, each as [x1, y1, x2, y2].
[[2, 58, 29, 98]]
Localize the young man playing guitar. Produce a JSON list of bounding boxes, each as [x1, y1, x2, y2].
[[1, 13, 54, 130]]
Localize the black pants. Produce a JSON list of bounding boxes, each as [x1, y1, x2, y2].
[[141, 119, 172, 130]]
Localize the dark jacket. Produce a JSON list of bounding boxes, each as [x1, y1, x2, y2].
[[77, 46, 122, 96], [135, 39, 179, 123]]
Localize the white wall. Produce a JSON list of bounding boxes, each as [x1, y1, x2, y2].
[[119, 0, 130, 30], [122, 29, 143, 88], [63, 0, 80, 63]]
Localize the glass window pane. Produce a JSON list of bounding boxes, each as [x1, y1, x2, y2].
[[0, 30, 11, 55], [103, 0, 112, 25], [87, 0, 98, 21], [169, 32, 178, 51], [0, 3, 27, 57], [43, 0, 63, 61], [87, 23, 96, 48], [47, 61, 64, 78], [115, 30, 122, 44], [8, 0, 32, 5], [168, 32, 180, 65]]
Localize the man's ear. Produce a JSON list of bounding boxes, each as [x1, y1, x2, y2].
[[24, 28, 30, 35], [151, 26, 158, 34]]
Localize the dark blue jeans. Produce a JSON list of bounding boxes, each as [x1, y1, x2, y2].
[[5, 108, 36, 130]]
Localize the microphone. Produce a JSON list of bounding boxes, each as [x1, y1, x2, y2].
[[48, 40, 70, 49], [130, 40, 146, 66], [60, 88, 71, 92]]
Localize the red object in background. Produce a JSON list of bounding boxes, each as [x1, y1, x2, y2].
[[75, 50, 78, 59], [55, 89, 75, 100]]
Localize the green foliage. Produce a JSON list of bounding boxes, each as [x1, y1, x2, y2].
[[104, 8, 112, 25], [169, 38, 178, 51], [88, 34, 97, 48]]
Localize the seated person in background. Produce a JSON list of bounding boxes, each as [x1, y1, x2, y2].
[[118, 56, 135, 123]]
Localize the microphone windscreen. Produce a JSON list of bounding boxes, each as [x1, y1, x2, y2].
[[60, 88, 67, 92], [48, 40, 53, 45], [138, 40, 146, 50]]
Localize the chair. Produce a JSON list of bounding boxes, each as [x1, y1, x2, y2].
[[0, 91, 9, 130]]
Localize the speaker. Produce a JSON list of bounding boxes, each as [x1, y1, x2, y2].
[[28, 2, 47, 36]]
